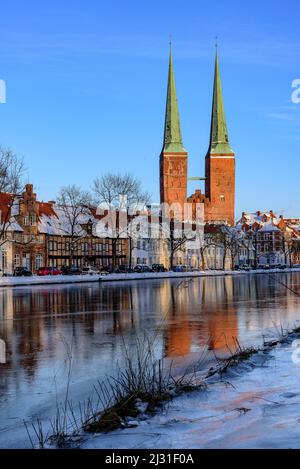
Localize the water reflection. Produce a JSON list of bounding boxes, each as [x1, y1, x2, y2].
[[0, 273, 300, 430]]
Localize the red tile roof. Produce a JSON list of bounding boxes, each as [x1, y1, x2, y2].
[[0, 192, 14, 224], [38, 202, 58, 218]]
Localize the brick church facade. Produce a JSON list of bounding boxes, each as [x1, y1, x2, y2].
[[160, 48, 235, 226]]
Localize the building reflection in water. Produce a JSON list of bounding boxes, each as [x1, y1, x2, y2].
[[0, 274, 300, 392]]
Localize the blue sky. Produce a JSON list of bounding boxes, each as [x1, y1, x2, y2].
[[0, 0, 299, 217]]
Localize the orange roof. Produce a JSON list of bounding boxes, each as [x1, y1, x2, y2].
[[38, 202, 58, 218]]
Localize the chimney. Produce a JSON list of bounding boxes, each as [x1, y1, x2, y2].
[[23, 183, 36, 202]]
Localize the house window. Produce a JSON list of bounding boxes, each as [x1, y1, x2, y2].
[[137, 257, 141, 264], [35, 255, 43, 270], [14, 254, 20, 267], [23, 253, 30, 269], [48, 241, 57, 251], [96, 244, 102, 253], [30, 214, 36, 226], [23, 215, 29, 226], [82, 243, 88, 253], [2, 251, 7, 270], [137, 240, 141, 250]]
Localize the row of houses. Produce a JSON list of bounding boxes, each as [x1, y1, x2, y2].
[[0, 185, 299, 275]]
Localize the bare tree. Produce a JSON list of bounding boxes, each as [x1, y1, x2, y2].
[[282, 231, 300, 268], [93, 173, 151, 210], [212, 225, 241, 270], [0, 147, 25, 246], [57, 185, 92, 266], [93, 173, 151, 271]]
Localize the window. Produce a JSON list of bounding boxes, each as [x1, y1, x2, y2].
[[96, 244, 102, 253], [48, 241, 57, 251], [82, 243, 88, 253], [23, 253, 30, 269], [137, 240, 141, 250], [35, 255, 43, 270], [14, 254, 20, 267], [30, 214, 36, 226], [143, 241, 147, 250], [2, 251, 7, 270], [23, 215, 29, 226], [137, 257, 141, 264]]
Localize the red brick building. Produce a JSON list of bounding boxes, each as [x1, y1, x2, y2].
[[160, 49, 235, 226]]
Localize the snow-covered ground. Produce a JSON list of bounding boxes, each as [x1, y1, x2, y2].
[[1, 268, 300, 287], [80, 336, 300, 449]]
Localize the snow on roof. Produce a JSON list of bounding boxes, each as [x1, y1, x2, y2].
[[38, 204, 96, 237], [258, 223, 280, 232]]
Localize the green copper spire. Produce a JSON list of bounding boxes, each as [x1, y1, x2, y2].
[[162, 48, 186, 153], [207, 50, 234, 155]]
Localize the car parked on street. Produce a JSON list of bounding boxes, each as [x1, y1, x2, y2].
[[151, 264, 167, 272], [115, 265, 133, 273], [14, 267, 33, 277], [134, 264, 152, 273], [172, 265, 184, 272], [37, 267, 63, 276], [62, 267, 83, 276], [81, 266, 100, 275]]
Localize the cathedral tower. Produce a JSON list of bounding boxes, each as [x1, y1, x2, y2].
[[204, 50, 235, 225], [160, 49, 188, 209]]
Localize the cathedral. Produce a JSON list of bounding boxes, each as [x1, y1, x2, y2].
[[159, 48, 235, 226]]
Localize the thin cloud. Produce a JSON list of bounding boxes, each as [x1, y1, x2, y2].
[[265, 112, 294, 121]]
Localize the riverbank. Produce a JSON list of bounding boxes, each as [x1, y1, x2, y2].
[[79, 334, 300, 449], [0, 267, 300, 287]]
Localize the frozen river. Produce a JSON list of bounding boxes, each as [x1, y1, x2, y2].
[[1, 272, 300, 447]]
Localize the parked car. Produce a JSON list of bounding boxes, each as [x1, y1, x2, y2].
[[278, 264, 287, 270], [63, 267, 82, 276], [115, 265, 133, 273], [172, 265, 184, 272], [180, 265, 191, 272], [81, 266, 100, 275], [262, 264, 270, 270], [37, 267, 63, 276], [14, 267, 33, 277], [151, 264, 166, 272], [134, 264, 152, 273], [241, 264, 251, 271]]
